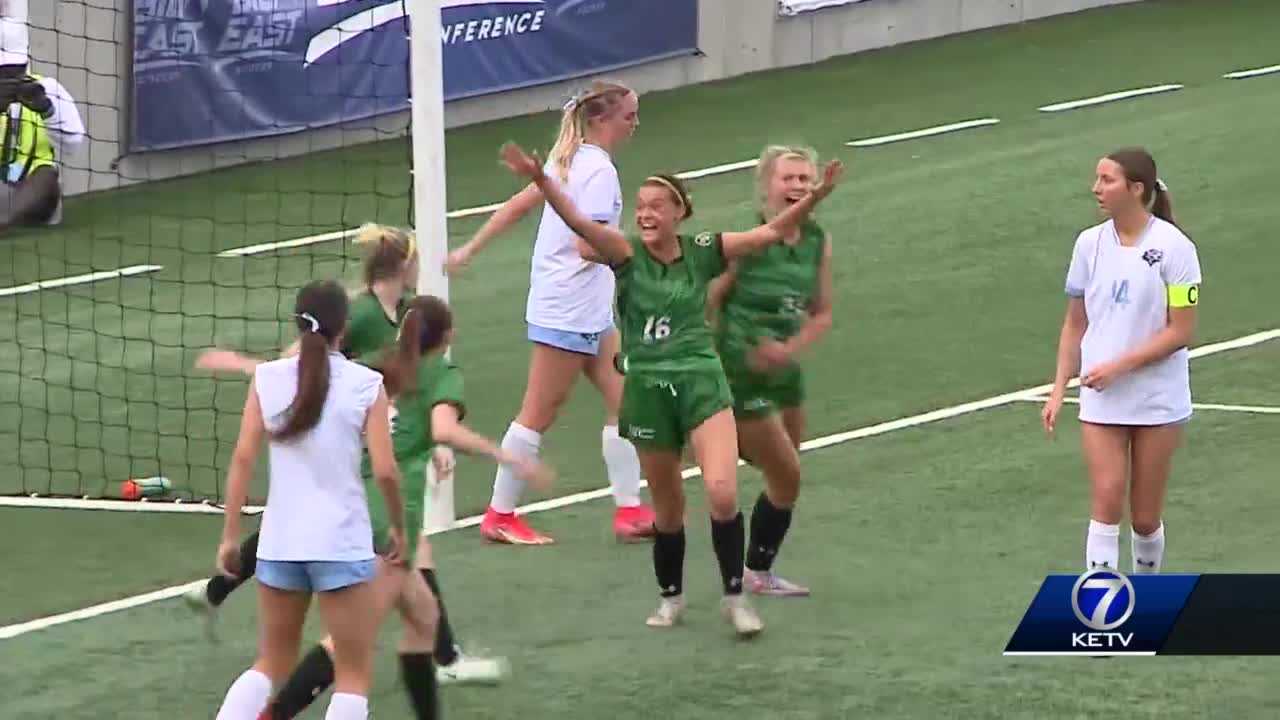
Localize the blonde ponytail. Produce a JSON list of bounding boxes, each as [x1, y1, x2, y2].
[[547, 80, 634, 183], [354, 222, 417, 287]]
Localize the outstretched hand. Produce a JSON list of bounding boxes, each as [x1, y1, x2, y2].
[[500, 142, 544, 182], [812, 159, 846, 201]]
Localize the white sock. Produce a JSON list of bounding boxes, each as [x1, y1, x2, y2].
[[489, 422, 542, 513], [1132, 523, 1165, 574], [215, 669, 272, 720], [603, 424, 642, 508], [1085, 519, 1120, 571], [324, 692, 369, 720]]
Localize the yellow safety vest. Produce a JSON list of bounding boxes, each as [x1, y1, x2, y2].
[[2, 74, 55, 183]]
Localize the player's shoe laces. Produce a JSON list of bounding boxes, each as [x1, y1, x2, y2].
[[437, 649, 508, 686], [480, 508, 554, 545], [613, 504, 657, 543], [720, 594, 764, 638], [181, 580, 220, 642], [744, 569, 811, 597], [646, 595, 686, 628]]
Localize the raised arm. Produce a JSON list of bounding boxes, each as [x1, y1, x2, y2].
[[721, 160, 845, 260], [500, 142, 632, 266], [445, 183, 544, 274]]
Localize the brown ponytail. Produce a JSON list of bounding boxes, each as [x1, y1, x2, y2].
[[380, 295, 453, 398], [274, 280, 349, 442], [1106, 147, 1180, 229]]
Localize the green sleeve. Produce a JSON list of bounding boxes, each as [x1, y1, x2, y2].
[[430, 365, 466, 421], [690, 231, 727, 281]]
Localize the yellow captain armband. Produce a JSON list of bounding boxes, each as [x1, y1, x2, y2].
[[1168, 284, 1199, 308]]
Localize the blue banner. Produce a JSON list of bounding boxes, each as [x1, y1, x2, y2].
[[130, 0, 699, 152]]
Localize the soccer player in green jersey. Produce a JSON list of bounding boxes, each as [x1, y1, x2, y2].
[[188, 225, 505, 686], [258, 295, 551, 720], [499, 140, 842, 636], [706, 146, 835, 598]]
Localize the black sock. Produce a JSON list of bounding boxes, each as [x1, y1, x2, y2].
[[710, 512, 746, 596], [266, 644, 334, 719], [420, 569, 459, 666], [746, 492, 793, 572], [207, 531, 260, 606], [653, 527, 686, 598], [399, 652, 440, 720]]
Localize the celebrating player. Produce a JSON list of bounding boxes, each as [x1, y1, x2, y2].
[[259, 295, 551, 720], [499, 140, 843, 635], [705, 145, 835, 597], [188, 224, 504, 685], [213, 279, 400, 720], [446, 81, 654, 545], [1042, 148, 1201, 574]]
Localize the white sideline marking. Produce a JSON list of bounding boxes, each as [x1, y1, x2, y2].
[[1224, 64, 1280, 80], [216, 156, 763, 258], [1014, 396, 1280, 415], [1038, 84, 1184, 113], [0, 497, 265, 514], [0, 265, 164, 298], [2, 327, 1274, 641], [846, 118, 1001, 148]]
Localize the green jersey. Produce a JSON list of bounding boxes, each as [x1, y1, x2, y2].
[[614, 232, 727, 375], [342, 290, 409, 368], [717, 219, 826, 359], [363, 354, 465, 552]]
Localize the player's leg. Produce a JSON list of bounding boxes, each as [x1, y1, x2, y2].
[[185, 530, 261, 638], [780, 404, 806, 451], [264, 559, 387, 719], [395, 565, 442, 719], [1080, 422, 1131, 571], [738, 410, 808, 597], [691, 406, 762, 637], [482, 335, 589, 545], [641, 447, 687, 627], [314, 560, 380, 720], [215, 568, 310, 720], [586, 327, 655, 542], [416, 535, 506, 685], [1128, 422, 1183, 573]]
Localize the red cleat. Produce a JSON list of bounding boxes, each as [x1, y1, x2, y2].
[[613, 504, 656, 543], [480, 508, 554, 545]]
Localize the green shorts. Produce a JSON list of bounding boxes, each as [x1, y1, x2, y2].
[[620, 370, 733, 451], [368, 462, 426, 564], [726, 363, 805, 418]]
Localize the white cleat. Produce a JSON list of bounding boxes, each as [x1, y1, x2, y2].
[[436, 650, 508, 686], [181, 580, 220, 642], [721, 594, 764, 638], [646, 595, 686, 628]]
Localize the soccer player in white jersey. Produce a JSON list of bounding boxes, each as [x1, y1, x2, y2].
[[445, 80, 654, 545], [213, 280, 405, 720], [1042, 148, 1201, 575]]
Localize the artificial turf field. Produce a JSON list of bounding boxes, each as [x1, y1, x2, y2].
[[3, 1, 1280, 717]]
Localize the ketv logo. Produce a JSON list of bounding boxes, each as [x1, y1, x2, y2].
[[1003, 568, 1200, 656], [1069, 568, 1136, 650]]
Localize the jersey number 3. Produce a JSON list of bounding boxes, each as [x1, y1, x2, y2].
[[642, 315, 672, 342], [1111, 279, 1130, 306]]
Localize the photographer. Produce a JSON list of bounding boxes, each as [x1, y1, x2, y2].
[[0, 63, 84, 232]]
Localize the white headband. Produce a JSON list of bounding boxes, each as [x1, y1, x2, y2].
[[297, 312, 320, 333]]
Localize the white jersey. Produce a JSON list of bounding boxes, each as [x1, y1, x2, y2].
[[254, 352, 384, 562], [1065, 217, 1201, 425], [526, 143, 622, 333]]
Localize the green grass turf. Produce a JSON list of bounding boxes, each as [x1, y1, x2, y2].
[[2, 0, 1280, 715]]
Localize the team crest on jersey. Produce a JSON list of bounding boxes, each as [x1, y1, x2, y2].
[[1141, 248, 1164, 267], [694, 232, 714, 247]]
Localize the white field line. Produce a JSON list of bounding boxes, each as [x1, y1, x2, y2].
[[0, 265, 164, 298], [1223, 64, 1280, 80], [846, 118, 1001, 148], [1037, 84, 1183, 113], [0, 497, 265, 514], [214, 158, 761, 258], [1014, 396, 1280, 415], [2, 327, 1274, 641]]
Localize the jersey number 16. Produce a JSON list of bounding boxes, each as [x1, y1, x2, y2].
[[642, 316, 672, 342]]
